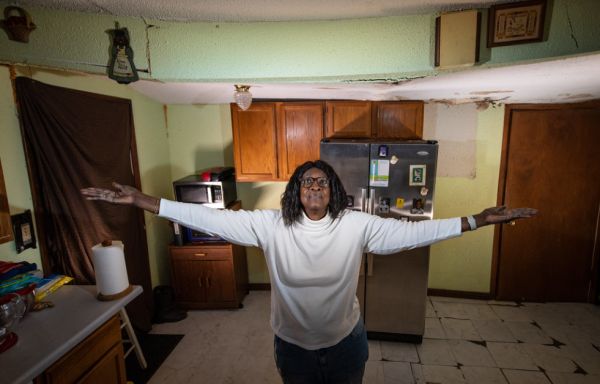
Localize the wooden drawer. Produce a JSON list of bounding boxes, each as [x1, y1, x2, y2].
[[36, 315, 125, 384], [170, 245, 232, 260]]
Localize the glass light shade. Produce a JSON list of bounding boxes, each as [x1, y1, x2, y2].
[[234, 85, 252, 110]]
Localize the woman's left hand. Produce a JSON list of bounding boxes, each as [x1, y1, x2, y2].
[[475, 206, 539, 227]]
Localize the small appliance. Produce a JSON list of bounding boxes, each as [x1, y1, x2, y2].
[[172, 167, 237, 246]]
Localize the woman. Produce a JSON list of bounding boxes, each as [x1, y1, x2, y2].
[[81, 160, 538, 384]]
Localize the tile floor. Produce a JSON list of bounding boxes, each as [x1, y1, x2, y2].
[[148, 292, 600, 384]]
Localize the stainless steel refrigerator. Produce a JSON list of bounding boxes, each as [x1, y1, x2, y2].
[[320, 139, 439, 343]]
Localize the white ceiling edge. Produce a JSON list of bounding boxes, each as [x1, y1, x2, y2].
[[14, 0, 524, 23], [126, 54, 600, 106]]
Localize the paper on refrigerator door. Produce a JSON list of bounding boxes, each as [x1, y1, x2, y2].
[[370, 159, 389, 187]]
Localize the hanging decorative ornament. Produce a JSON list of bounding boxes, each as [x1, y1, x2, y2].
[[233, 85, 252, 110], [2, 7, 36, 43], [107, 27, 139, 84]]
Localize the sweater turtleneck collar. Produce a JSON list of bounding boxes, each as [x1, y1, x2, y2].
[[300, 208, 332, 228]]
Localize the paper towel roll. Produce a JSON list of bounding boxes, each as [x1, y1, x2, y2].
[[91, 240, 130, 297]]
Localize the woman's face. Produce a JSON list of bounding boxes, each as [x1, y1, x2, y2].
[[299, 167, 331, 219]]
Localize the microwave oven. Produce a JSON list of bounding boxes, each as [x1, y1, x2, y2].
[[172, 167, 237, 246], [173, 167, 237, 209]]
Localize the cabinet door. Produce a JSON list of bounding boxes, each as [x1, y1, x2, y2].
[[373, 101, 424, 139], [205, 260, 236, 302], [0, 155, 13, 245], [325, 101, 372, 138], [231, 103, 279, 181], [171, 259, 207, 303], [277, 102, 325, 179]]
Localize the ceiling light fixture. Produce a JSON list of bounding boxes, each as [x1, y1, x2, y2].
[[233, 85, 252, 110]]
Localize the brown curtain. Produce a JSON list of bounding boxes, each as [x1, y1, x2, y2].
[[15, 77, 153, 331]]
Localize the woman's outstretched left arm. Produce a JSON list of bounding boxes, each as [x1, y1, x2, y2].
[[461, 206, 539, 232]]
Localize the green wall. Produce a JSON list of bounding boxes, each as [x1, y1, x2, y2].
[[0, 66, 174, 287], [0, 66, 40, 266], [429, 105, 504, 292], [0, 0, 598, 83]]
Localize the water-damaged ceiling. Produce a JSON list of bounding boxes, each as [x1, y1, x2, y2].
[[10, 0, 600, 105], [126, 54, 600, 106]]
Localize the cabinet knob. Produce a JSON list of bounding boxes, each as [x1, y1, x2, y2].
[[198, 277, 202, 287], [195, 253, 207, 257]]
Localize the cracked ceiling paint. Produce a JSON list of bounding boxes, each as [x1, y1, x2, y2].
[[12, 0, 525, 22], [124, 54, 600, 105]]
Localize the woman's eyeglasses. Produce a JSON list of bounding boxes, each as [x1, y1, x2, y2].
[[299, 177, 329, 188]]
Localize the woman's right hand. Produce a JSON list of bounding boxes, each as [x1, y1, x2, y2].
[[81, 182, 140, 206]]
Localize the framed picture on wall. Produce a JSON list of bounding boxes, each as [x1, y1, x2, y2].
[[488, 0, 547, 48]]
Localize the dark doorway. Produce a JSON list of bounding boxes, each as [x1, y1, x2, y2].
[[493, 102, 600, 302]]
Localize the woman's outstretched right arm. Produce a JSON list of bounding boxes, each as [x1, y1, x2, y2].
[[81, 183, 268, 248]]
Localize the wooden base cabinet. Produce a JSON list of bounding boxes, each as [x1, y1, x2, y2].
[[169, 242, 249, 309], [34, 315, 126, 384]]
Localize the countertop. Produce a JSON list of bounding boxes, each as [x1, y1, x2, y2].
[[0, 285, 142, 384]]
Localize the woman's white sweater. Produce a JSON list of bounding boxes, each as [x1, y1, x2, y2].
[[159, 199, 462, 350]]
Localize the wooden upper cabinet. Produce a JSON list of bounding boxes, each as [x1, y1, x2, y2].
[[373, 101, 424, 139], [231, 103, 278, 181], [326, 101, 372, 138], [277, 102, 325, 179], [0, 155, 14, 245], [230, 100, 425, 181], [231, 102, 325, 182]]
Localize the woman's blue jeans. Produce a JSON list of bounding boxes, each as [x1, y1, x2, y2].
[[274, 317, 369, 384]]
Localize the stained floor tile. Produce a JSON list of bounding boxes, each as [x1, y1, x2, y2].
[[146, 292, 600, 384], [460, 366, 508, 384]]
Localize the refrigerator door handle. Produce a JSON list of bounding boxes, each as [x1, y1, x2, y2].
[[361, 188, 367, 213], [369, 189, 375, 215], [367, 253, 374, 276]]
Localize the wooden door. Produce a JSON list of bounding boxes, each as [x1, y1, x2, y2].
[[325, 101, 372, 138], [494, 102, 600, 302], [277, 102, 325, 179], [0, 155, 14, 244], [171, 259, 207, 303], [205, 260, 236, 302], [373, 101, 424, 139], [231, 103, 279, 181]]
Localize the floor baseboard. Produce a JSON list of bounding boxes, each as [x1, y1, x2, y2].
[[427, 288, 492, 301], [249, 283, 271, 291], [250, 284, 492, 301]]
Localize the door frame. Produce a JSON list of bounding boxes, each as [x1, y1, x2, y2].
[[490, 101, 600, 303]]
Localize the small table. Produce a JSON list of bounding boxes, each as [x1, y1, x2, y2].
[[0, 285, 142, 384]]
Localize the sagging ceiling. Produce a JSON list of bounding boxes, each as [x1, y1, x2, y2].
[[9, 0, 600, 105]]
